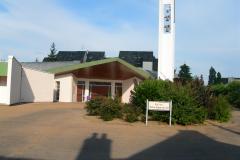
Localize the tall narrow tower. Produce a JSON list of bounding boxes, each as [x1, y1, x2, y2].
[[158, 0, 175, 81]]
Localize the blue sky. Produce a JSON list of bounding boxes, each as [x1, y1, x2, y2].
[[0, 0, 239, 80]]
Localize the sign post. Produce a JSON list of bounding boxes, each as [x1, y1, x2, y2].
[[146, 100, 172, 126], [146, 99, 149, 126]]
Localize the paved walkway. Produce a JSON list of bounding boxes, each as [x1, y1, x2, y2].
[[0, 103, 239, 160]]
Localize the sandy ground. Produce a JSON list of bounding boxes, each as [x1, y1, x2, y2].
[[0, 103, 239, 160]]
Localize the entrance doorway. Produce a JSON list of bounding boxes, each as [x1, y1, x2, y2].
[[77, 81, 85, 102], [55, 81, 60, 102]]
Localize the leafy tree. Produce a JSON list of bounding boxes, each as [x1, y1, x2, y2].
[[43, 42, 57, 62], [208, 67, 217, 85], [227, 81, 240, 108], [178, 64, 192, 84]]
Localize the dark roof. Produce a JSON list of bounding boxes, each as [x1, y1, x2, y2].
[[119, 51, 154, 68], [86, 52, 105, 62], [56, 51, 105, 62]]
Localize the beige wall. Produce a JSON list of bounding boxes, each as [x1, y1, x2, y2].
[[122, 77, 141, 103], [0, 86, 8, 104], [72, 76, 77, 102], [21, 67, 55, 102], [55, 74, 74, 102]]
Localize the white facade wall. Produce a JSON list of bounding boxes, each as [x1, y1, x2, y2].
[[0, 86, 8, 104], [122, 77, 141, 103], [9, 57, 22, 104], [21, 67, 55, 102], [0, 56, 22, 105], [55, 74, 74, 102]]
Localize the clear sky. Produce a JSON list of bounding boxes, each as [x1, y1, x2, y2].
[[0, 0, 239, 80]]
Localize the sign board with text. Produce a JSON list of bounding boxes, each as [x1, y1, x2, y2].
[[146, 100, 172, 126], [148, 101, 171, 111]]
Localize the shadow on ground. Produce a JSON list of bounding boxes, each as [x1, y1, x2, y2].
[[75, 130, 240, 160], [1, 130, 240, 160]]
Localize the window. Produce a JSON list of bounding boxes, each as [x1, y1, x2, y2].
[[0, 76, 7, 86], [89, 82, 111, 99]]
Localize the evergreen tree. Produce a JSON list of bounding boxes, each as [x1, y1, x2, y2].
[[43, 42, 57, 62], [208, 67, 216, 85], [215, 72, 222, 84], [178, 63, 192, 84], [200, 74, 204, 86]]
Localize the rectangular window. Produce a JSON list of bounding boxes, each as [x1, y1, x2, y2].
[[164, 4, 171, 33], [77, 81, 85, 102], [0, 76, 7, 86], [89, 82, 111, 99]]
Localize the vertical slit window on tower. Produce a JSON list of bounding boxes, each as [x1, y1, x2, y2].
[[164, 4, 171, 33]]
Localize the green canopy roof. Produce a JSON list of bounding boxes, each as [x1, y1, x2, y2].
[[47, 58, 151, 79], [0, 62, 7, 76]]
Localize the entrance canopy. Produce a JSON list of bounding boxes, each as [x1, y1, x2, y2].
[[47, 58, 151, 80]]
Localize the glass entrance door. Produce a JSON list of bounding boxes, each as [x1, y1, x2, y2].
[[77, 81, 85, 102], [89, 82, 111, 99]]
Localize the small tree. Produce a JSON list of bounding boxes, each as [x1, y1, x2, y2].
[[215, 72, 222, 84], [200, 74, 204, 86], [178, 63, 192, 84], [208, 67, 216, 85], [43, 42, 57, 62]]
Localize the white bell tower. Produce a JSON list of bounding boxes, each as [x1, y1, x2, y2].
[[158, 0, 175, 81]]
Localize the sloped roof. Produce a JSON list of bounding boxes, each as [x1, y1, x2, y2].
[[21, 61, 81, 72], [56, 51, 105, 62], [47, 58, 151, 79], [119, 51, 154, 68], [0, 62, 7, 76]]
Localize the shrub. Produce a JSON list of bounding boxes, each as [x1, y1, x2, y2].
[[188, 77, 212, 108], [208, 96, 231, 122], [85, 97, 106, 115], [210, 84, 227, 96], [100, 98, 122, 121], [131, 80, 173, 112], [226, 81, 240, 108], [122, 104, 142, 123], [131, 80, 207, 125]]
